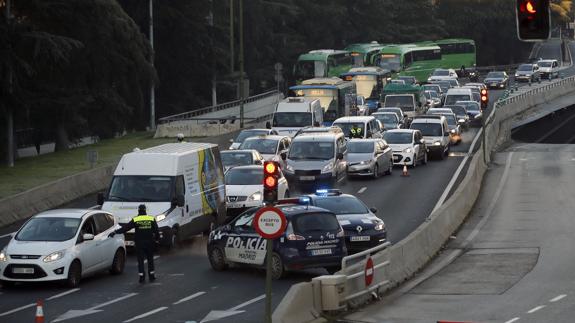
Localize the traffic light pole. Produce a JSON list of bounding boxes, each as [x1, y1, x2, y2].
[[265, 235, 273, 323]]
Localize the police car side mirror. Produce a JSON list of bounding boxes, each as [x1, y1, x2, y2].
[[370, 207, 377, 214]]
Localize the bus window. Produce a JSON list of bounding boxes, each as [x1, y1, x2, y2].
[[378, 54, 401, 72], [295, 60, 326, 80], [404, 52, 413, 66]]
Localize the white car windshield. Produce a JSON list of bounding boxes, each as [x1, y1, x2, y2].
[[432, 69, 450, 76], [384, 132, 412, 144], [225, 168, 263, 185], [411, 123, 443, 136], [239, 138, 279, 154], [234, 130, 270, 143], [221, 152, 253, 168], [518, 64, 533, 71], [16, 217, 81, 242], [348, 141, 374, 154], [538, 62, 552, 67]]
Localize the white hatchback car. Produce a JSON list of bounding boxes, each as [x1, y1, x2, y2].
[[0, 209, 126, 288], [383, 129, 428, 167]]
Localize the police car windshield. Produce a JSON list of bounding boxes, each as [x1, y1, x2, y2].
[[16, 217, 81, 242], [410, 123, 443, 137], [348, 141, 374, 154], [288, 141, 334, 160], [239, 138, 278, 154], [293, 212, 340, 233], [221, 152, 253, 168], [235, 130, 269, 143], [383, 132, 412, 144], [272, 112, 312, 127], [332, 122, 365, 138], [225, 168, 263, 185], [313, 196, 369, 215], [108, 176, 174, 202]]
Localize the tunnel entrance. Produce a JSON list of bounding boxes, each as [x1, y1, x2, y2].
[[512, 105, 575, 144]]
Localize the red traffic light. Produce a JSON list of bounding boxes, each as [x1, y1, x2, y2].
[[481, 89, 488, 96], [516, 0, 550, 41], [264, 175, 277, 188], [481, 95, 488, 102], [520, 0, 537, 14]]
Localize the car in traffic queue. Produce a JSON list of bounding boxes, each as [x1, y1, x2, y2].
[[383, 129, 428, 167], [427, 68, 458, 82], [446, 78, 460, 88], [238, 135, 291, 162], [455, 100, 482, 126], [221, 149, 265, 172], [424, 90, 442, 108], [303, 190, 387, 253], [224, 165, 290, 216], [444, 104, 470, 129], [537, 59, 559, 79], [429, 80, 453, 97], [409, 115, 450, 160], [294, 125, 343, 137], [229, 128, 278, 150], [372, 112, 402, 130], [397, 75, 418, 86], [428, 110, 461, 145], [0, 209, 126, 288], [346, 139, 393, 178], [514, 63, 541, 83], [483, 71, 509, 89], [332, 116, 385, 139], [377, 107, 406, 126], [207, 203, 346, 279], [423, 84, 444, 100]]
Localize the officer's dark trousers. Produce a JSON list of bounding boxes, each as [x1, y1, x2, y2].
[[135, 242, 155, 277]]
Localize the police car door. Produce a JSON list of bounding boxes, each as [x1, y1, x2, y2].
[[225, 209, 267, 266]]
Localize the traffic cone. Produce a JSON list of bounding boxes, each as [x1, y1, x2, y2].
[[35, 300, 45, 323], [401, 163, 409, 177]]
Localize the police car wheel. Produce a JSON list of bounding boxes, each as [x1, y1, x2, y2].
[[208, 246, 228, 271], [271, 252, 285, 280]]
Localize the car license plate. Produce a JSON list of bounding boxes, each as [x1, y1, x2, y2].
[[12, 267, 34, 274], [350, 236, 371, 242], [491, 83, 497, 86], [125, 240, 135, 247], [311, 249, 332, 256], [300, 176, 315, 181], [226, 203, 243, 209]]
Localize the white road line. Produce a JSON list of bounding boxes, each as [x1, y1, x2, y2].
[[431, 127, 483, 214], [169, 273, 185, 276], [0, 303, 35, 317], [154, 255, 160, 260], [228, 294, 265, 311], [0, 232, 15, 239], [46, 288, 80, 300], [527, 305, 545, 314], [357, 187, 367, 194], [550, 294, 567, 302], [504, 317, 521, 323], [90, 293, 138, 310], [123, 306, 168, 322], [173, 291, 206, 305]]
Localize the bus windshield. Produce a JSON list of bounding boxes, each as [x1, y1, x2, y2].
[[272, 112, 312, 127], [354, 75, 378, 99], [377, 54, 401, 72], [385, 96, 414, 112], [296, 89, 338, 122], [295, 60, 326, 80]]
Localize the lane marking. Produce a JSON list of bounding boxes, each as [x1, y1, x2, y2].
[[46, 288, 80, 300], [173, 291, 206, 305], [550, 294, 567, 302], [505, 317, 521, 323], [527, 305, 545, 314], [228, 294, 265, 311], [123, 306, 168, 322], [431, 127, 483, 214], [90, 293, 138, 310], [169, 273, 185, 276], [0, 232, 15, 239], [357, 187, 367, 194]]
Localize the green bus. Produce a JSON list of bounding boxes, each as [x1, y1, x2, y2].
[[433, 39, 476, 71], [293, 50, 354, 84], [374, 44, 442, 83], [344, 42, 384, 67]]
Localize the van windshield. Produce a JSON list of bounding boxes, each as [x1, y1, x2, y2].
[[272, 112, 312, 127], [410, 123, 443, 137], [107, 176, 174, 202], [445, 95, 470, 106], [385, 96, 414, 112], [288, 141, 334, 160]]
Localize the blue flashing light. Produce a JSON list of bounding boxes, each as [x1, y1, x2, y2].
[[316, 189, 328, 196], [299, 196, 311, 204]]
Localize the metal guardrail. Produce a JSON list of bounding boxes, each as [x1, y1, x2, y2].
[[158, 90, 280, 124]]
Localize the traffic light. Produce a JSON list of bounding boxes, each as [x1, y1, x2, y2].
[[263, 161, 279, 204], [481, 88, 488, 109], [516, 0, 550, 41]]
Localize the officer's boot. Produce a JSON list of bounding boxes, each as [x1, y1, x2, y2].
[[139, 273, 145, 283], [149, 271, 156, 282]]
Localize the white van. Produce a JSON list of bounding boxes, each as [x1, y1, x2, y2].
[[272, 97, 323, 137], [409, 115, 450, 160], [444, 88, 473, 106], [537, 59, 559, 79], [99, 143, 226, 249], [332, 116, 384, 139]]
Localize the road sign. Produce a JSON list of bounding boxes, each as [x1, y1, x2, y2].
[[254, 206, 286, 239], [365, 257, 374, 287]]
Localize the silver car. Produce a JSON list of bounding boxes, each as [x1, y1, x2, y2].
[[346, 139, 393, 178]]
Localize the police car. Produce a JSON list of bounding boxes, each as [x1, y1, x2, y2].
[[303, 189, 387, 253], [207, 203, 346, 279]]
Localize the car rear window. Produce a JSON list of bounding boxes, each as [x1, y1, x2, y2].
[[292, 212, 340, 233]]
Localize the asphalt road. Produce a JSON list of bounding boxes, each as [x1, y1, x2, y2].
[[0, 41, 565, 323]]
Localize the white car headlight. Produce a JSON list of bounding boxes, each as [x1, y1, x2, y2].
[[515, 73, 519, 77], [458, 119, 465, 123], [402, 148, 413, 153], [248, 191, 262, 201], [155, 213, 167, 222], [374, 222, 386, 231], [43, 250, 65, 263], [434, 141, 442, 146], [0, 250, 7, 262], [359, 160, 371, 165], [322, 162, 334, 173]]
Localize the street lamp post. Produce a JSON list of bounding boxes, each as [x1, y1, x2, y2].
[[149, 0, 156, 131], [239, 0, 245, 128], [5, 0, 14, 167]]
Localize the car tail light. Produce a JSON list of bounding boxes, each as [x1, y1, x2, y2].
[[287, 233, 305, 241]]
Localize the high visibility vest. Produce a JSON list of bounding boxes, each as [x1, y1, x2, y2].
[[133, 215, 155, 230]]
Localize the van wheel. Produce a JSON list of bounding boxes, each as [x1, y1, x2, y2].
[[271, 252, 286, 280], [66, 260, 82, 288], [110, 249, 126, 275], [167, 228, 179, 250], [208, 246, 228, 271]]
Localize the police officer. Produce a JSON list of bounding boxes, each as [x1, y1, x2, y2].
[[350, 125, 363, 138], [176, 133, 186, 143], [110, 204, 160, 283]]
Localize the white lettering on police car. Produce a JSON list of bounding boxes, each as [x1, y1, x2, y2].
[[224, 236, 267, 265]]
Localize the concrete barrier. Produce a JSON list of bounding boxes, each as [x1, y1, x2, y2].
[[273, 75, 575, 323], [0, 165, 114, 227]]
